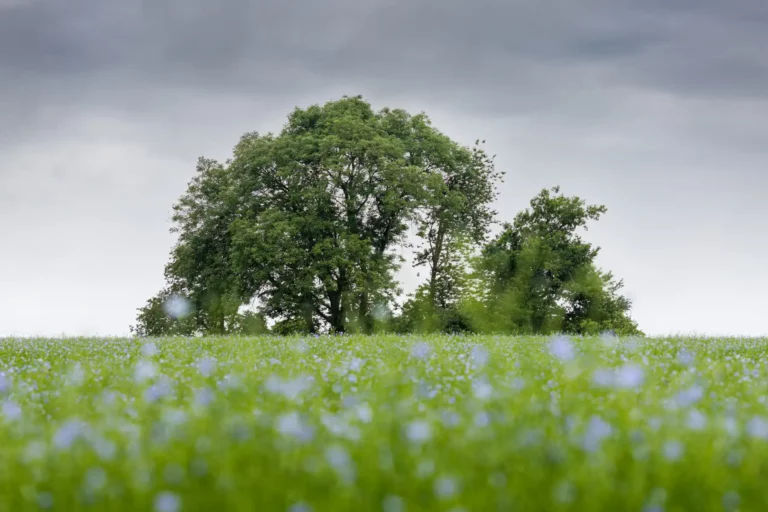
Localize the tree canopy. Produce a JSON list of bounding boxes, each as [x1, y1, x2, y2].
[[463, 186, 641, 335], [132, 96, 640, 337]]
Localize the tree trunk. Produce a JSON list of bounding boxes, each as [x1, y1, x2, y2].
[[358, 291, 373, 334], [428, 221, 446, 309], [301, 300, 315, 334], [328, 289, 346, 333]]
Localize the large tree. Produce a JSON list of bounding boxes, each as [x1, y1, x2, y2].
[[129, 156, 270, 337], [133, 96, 497, 336], [391, 137, 503, 333], [410, 140, 502, 322], [468, 186, 642, 335]]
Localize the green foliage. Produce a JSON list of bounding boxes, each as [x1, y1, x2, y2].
[[135, 96, 502, 336], [226, 96, 447, 333], [397, 235, 478, 334], [231, 310, 270, 335], [134, 97, 640, 337], [471, 186, 641, 336], [129, 288, 269, 337], [129, 289, 197, 337], [394, 277, 477, 335], [560, 267, 642, 336], [270, 316, 314, 336], [411, 139, 502, 314]]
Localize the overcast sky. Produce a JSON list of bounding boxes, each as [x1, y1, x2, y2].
[[2, 0, 767, 337]]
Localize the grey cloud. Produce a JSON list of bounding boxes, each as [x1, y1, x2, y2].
[[4, 0, 767, 180], [2, 0, 767, 154], [3, 0, 767, 104]]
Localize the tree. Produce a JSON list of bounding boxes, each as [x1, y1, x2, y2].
[[403, 139, 502, 331], [129, 289, 197, 337], [226, 97, 433, 334], [133, 95, 495, 336], [471, 186, 641, 335], [560, 267, 641, 336], [131, 157, 248, 337]]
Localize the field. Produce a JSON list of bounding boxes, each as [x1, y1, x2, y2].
[[0, 334, 767, 511]]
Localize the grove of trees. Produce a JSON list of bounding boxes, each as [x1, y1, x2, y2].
[[131, 96, 641, 337]]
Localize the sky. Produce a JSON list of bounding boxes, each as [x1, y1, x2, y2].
[[1, 0, 767, 337]]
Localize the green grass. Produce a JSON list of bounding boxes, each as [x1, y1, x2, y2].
[[0, 334, 766, 511]]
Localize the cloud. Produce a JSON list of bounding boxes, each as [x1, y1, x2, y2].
[[3, 1, 766, 107], [2, 0, 766, 162]]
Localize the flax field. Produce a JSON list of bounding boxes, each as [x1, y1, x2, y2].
[[0, 334, 766, 511]]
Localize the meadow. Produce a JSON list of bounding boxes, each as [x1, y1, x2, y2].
[[0, 334, 766, 511]]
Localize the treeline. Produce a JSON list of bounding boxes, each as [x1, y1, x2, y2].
[[132, 96, 641, 337]]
